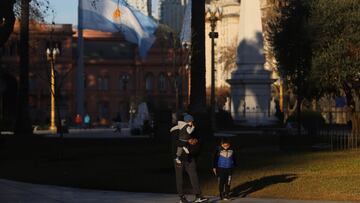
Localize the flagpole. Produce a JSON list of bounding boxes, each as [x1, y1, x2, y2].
[[76, 0, 85, 117]]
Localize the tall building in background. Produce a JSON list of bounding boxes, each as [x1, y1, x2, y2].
[[152, 0, 162, 20], [159, 0, 189, 33], [126, 0, 152, 16]]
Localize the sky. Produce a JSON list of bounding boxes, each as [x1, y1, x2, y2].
[[45, 0, 159, 26], [45, 0, 77, 25]]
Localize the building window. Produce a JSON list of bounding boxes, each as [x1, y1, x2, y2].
[[145, 73, 154, 92], [119, 74, 130, 91], [158, 73, 166, 92], [29, 75, 38, 92], [97, 77, 109, 90], [98, 101, 109, 118], [9, 41, 18, 56]]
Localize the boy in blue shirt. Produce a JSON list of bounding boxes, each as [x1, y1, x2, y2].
[[213, 138, 237, 201]]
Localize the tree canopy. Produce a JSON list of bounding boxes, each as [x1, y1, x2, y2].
[[0, 0, 16, 47], [0, 0, 51, 48], [309, 0, 360, 111], [268, 0, 360, 135], [267, 0, 317, 102]]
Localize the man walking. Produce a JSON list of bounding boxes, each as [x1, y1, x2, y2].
[[171, 114, 208, 203]]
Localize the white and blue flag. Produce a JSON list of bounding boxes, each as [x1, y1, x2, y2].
[[180, 0, 191, 45], [79, 0, 158, 58]]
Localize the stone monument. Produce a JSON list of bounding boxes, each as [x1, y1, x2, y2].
[[227, 0, 276, 126]]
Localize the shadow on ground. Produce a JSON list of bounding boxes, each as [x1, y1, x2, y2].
[[232, 174, 297, 197]]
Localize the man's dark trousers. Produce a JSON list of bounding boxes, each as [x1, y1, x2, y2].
[[174, 159, 201, 196]]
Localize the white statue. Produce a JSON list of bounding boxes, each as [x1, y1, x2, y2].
[[132, 102, 150, 130]]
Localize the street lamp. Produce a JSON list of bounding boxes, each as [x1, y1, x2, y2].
[[129, 104, 136, 129], [46, 44, 60, 132], [206, 3, 222, 132]]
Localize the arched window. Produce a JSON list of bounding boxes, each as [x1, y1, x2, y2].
[[158, 73, 167, 92], [29, 75, 38, 91], [119, 74, 131, 91], [145, 73, 154, 92], [97, 76, 109, 91], [98, 101, 109, 118]]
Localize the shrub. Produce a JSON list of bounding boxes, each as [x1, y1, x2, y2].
[[286, 110, 325, 135], [216, 109, 234, 129]]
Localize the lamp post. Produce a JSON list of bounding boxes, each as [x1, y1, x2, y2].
[[129, 104, 136, 129], [46, 45, 60, 132], [206, 3, 222, 132]]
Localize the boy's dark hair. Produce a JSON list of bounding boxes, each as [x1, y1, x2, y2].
[[221, 137, 231, 144]]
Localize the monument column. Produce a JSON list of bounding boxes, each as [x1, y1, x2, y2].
[[227, 0, 276, 126]]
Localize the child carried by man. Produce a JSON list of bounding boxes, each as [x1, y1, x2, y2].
[[170, 113, 195, 164]]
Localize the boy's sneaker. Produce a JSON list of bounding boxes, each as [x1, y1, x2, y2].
[[183, 146, 190, 154], [179, 195, 189, 203], [194, 195, 208, 203], [175, 157, 182, 164]]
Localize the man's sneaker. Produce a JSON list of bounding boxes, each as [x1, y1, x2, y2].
[[183, 146, 190, 154], [222, 196, 230, 201], [194, 195, 208, 203], [175, 157, 182, 164], [179, 195, 189, 203]]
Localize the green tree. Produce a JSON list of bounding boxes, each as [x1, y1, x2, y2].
[[0, 0, 49, 48], [309, 0, 360, 138], [1, 0, 49, 135], [14, 0, 32, 135], [267, 0, 316, 133]]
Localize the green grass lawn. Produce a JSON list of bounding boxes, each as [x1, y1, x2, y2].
[[1, 135, 360, 201]]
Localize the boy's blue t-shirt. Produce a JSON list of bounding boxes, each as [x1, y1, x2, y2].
[[214, 146, 236, 169], [217, 149, 234, 168]]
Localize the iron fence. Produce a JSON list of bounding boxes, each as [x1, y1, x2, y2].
[[316, 125, 359, 151], [278, 124, 360, 151]]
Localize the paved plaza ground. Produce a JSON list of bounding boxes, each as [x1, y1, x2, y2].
[[1, 127, 150, 139], [1, 128, 360, 202], [34, 127, 146, 138], [0, 179, 357, 203]]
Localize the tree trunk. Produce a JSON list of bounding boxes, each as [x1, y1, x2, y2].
[[296, 96, 303, 135], [0, 0, 16, 48], [350, 112, 360, 147], [285, 89, 297, 122], [14, 0, 32, 135], [189, 0, 206, 113], [55, 91, 65, 159]]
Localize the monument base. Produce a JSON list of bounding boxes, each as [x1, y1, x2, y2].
[[227, 74, 277, 127], [232, 114, 279, 126]]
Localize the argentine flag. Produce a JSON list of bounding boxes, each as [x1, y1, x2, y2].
[[79, 0, 158, 58], [180, 0, 191, 45]]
